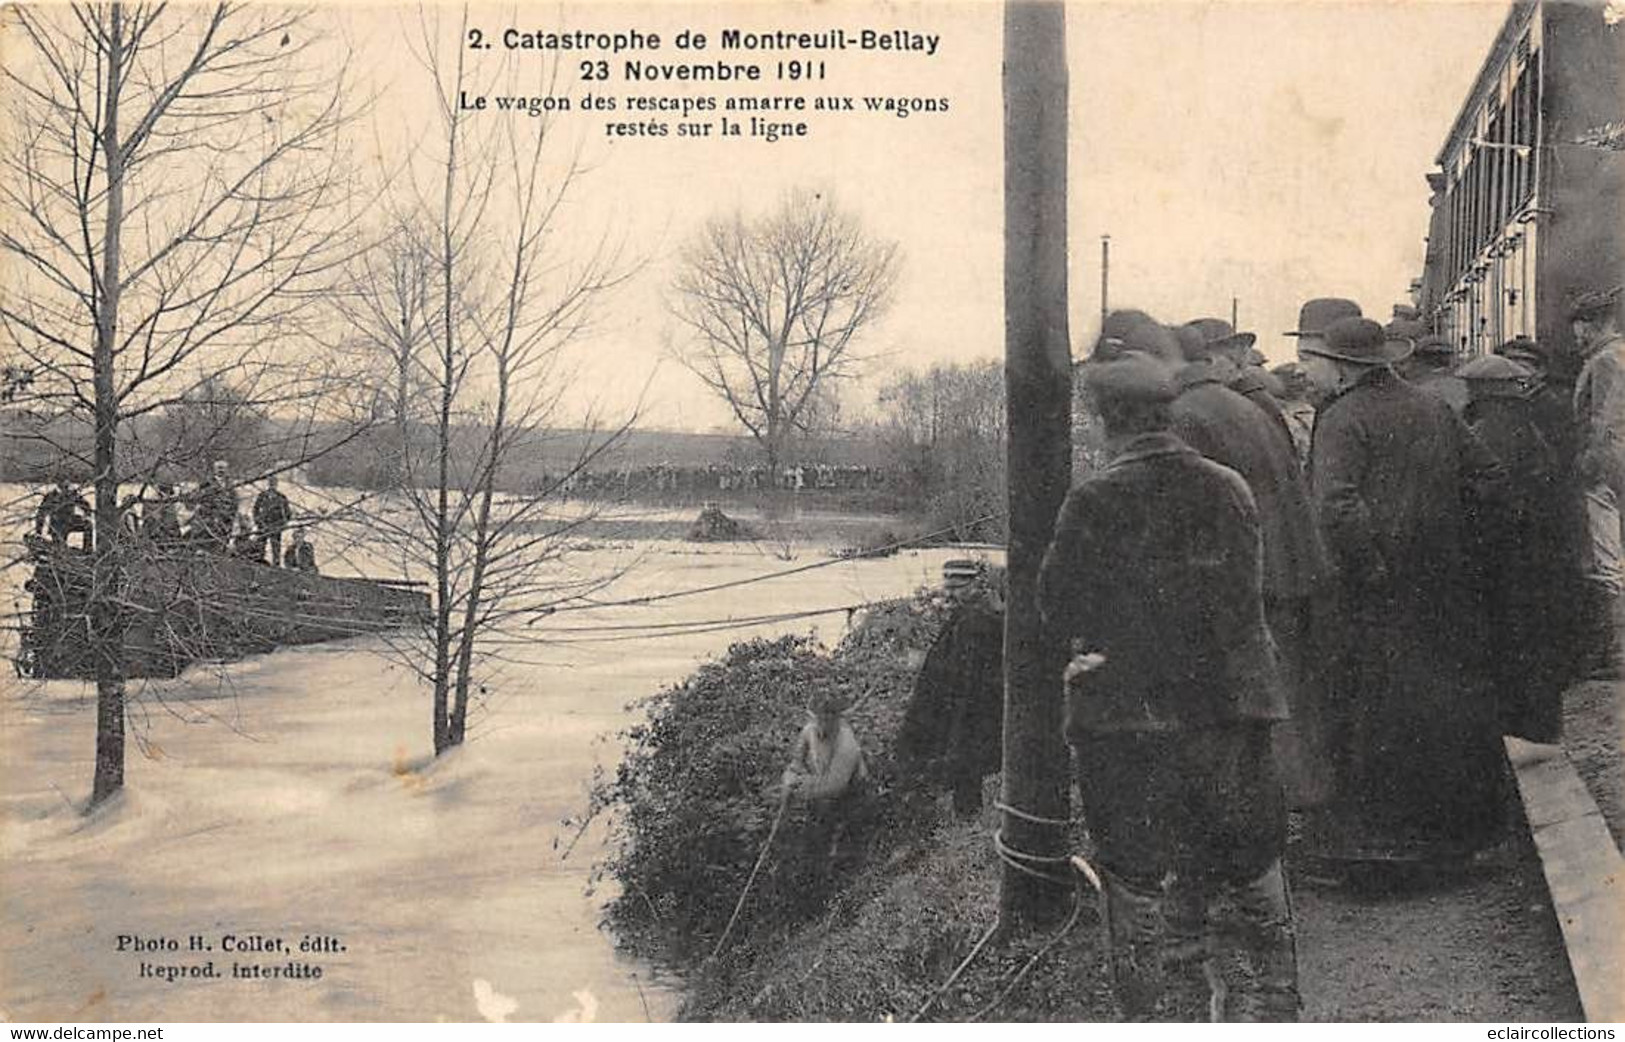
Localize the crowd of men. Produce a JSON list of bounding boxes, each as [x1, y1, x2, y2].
[[771, 285, 1623, 1022], [1034, 286, 1622, 1021], [33, 461, 318, 572]]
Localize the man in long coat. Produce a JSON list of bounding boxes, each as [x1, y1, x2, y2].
[[895, 559, 1004, 816], [1459, 355, 1578, 743], [1570, 287, 1625, 678], [1184, 318, 1297, 452], [1039, 350, 1298, 1023], [1297, 316, 1504, 866], [1169, 323, 1332, 808]]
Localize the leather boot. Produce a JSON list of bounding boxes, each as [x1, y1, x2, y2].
[[1099, 868, 1168, 1021], [1215, 859, 1301, 1022]]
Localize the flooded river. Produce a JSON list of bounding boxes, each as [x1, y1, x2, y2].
[[0, 519, 985, 1022]]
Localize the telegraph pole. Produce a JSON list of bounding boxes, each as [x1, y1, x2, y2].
[[1000, 0, 1072, 931], [1232, 295, 1239, 331], [1100, 235, 1111, 323]]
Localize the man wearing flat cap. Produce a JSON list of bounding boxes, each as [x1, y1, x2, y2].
[[1297, 316, 1505, 870], [1570, 287, 1625, 678], [896, 558, 1005, 817], [1459, 354, 1578, 743], [1171, 317, 1332, 810], [1268, 363, 1317, 468], [1039, 352, 1298, 1022]]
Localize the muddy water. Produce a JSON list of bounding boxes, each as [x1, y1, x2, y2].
[[0, 533, 991, 1022]]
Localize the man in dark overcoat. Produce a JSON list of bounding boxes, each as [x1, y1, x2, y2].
[[1169, 323, 1332, 809], [253, 474, 295, 567], [1570, 287, 1625, 679], [895, 559, 1004, 817], [1039, 350, 1299, 1023], [1459, 354, 1578, 744], [189, 460, 238, 553], [1297, 316, 1505, 867], [1184, 318, 1297, 452], [1401, 332, 1470, 416]]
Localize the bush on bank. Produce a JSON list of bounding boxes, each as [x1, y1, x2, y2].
[[586, 587, 959, 964]]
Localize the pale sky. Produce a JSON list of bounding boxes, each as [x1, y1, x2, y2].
[[328, 0, 1511, 432]]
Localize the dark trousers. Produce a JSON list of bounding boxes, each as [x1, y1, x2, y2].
[[1074, 723, 1297, 1022]]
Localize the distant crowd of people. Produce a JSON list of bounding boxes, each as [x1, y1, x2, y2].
[[33, 460, 318, 573], [555, 461, 888, 498], [770, 285, 1624, 1023]]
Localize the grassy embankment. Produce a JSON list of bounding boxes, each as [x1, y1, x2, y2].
[[584, 587, 1116, 1023]]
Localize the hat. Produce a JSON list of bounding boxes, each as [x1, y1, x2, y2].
[[811, 688, 852, 714], [1091, 309, 1183, 364], [1080, 352, 1178, 403], [1173, 323, 1208, 362], [1458, 354, 1533, 398], [1497, 336, 1543, 366], [1568, 287, 1622, 323], [1286, 298, 1362, 338], [1413, 333, 1456, 359], [1384, 318, 1427, 346], [942, 558, 984, 589], [1184, 318, 1258, 356], [1458, 354, 1532, 382], [1300, 316, 1410, 366]]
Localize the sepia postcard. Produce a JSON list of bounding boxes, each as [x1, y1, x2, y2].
[[1, 0, 1621, 1026]]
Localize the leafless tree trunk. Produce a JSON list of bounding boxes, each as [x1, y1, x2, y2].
[[0, 3, 361, 808], [337, 5, 633, 757], [670, 191, 900, 474]]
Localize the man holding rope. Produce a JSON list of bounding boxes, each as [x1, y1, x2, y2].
[[1038, 346, 1299, 1022], [781, 688, 870, 897]]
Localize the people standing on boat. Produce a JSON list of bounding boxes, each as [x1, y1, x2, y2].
[[143, 484, 183, 546], [231, 512, 262, 561], [284, 528, 318, 573], [189, 460, 238, 553], [34, 479, 92, 550], [253, 475, 294, 567]]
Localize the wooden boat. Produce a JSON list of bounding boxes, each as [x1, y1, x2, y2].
[[15, 535, 430, 680]]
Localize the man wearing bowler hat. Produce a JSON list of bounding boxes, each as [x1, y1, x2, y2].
[[1186, 317, 1296, 450], [1296, 316, 1505, 870], [1170, 317, 1332, 810], [1040, 351, 1299, 1022]]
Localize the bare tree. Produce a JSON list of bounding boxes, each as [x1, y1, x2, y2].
[[0, 3, 360, 808], [336, 6, 633, 757], [874, 360, 1006, 541], [670, 191, 900, 474]]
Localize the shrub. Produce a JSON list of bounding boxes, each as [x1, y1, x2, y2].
[[587, 588, 960, 964]]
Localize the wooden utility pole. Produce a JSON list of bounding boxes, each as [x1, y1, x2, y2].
[[1000, 0, 1073, 930], [1232, 295, 1239, 331], [1100, 235, 1111, 323]]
